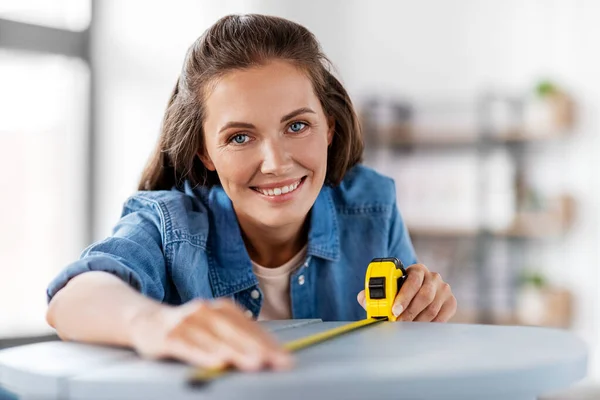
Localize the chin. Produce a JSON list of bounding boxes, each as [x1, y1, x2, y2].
[[256, 209, 307, 229]]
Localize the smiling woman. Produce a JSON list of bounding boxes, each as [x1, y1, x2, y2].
[[44, 14, 456, 373]]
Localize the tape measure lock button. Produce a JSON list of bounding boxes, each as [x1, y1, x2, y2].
[[368, 276, 386, 299]]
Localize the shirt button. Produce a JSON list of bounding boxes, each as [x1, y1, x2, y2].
[[298, 275, 305, 285], [244, 310, 254, 319], [250, 289, 260, 299]]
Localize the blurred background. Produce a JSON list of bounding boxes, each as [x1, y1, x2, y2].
[[0, 0, 598, 398]]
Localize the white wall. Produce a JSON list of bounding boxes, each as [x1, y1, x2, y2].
[[93, 0, 600, 381]]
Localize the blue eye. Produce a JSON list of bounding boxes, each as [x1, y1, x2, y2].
[[288, 122, 307, 133], [230, 134, 249, 144]]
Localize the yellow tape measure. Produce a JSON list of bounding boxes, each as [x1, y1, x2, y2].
[[188, 257, 406, 386]]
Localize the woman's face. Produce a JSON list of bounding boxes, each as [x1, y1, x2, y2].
[[201, 60, 334, 230]]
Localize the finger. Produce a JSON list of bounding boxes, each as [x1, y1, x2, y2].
[[216, 301, 286, 352], [181, 301, 267, 371], [225, 314, 293, 371], [392, 264, 426, 317], [182, 319, 265, 372], [357, 290, 366, 310], [207, 303, 274, 369], [432, 293, 458, 323], [399, 272, 441, 321], [209, 301, 291, 369], [163, 333, 228, 369], [414, 282, 451, 322]]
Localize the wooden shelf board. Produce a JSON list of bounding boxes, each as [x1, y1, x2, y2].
[[491, 228, 568, 239], [370, 127, 569, 147], [408, 227, 479, 237], [450, 309, 520, 326], [408, 226, 571, 239]]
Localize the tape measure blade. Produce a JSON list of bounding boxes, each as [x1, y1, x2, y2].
[[188, 317, 385, 386], [189, 364, 233, 386], [284, 318, 383, 352]]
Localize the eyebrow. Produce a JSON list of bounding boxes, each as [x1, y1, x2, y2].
[[280, 107, 316, 123], [218, 107, 316, 134]]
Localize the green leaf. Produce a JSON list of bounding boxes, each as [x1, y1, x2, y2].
[[519, 270, 547, 288], [536, 80, 557, 97]]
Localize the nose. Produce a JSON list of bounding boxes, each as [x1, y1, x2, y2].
[[260, 138, 293, 176]]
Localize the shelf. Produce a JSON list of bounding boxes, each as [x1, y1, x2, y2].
[[451, 286, 573, 328], [408, 194, 575, 239], [408, 226, 571, 239], [450, 309, 520, 326], [449, 309, 558, 327], [492, 227, 569, 239], [369, 125, 570, 148], [494, 195, 576, 238], [497, 129, 570, 143], [408, 227, 479, 238]]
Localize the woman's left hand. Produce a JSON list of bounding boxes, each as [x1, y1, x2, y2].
[[357, 263, 457, 322]]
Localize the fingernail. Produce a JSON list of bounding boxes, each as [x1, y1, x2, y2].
[[275, 353, 293, 369], [244, 356, 262, 370], [392, 304, 404, 317]]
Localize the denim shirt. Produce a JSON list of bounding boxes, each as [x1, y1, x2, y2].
[[47, 165, 417, 321]]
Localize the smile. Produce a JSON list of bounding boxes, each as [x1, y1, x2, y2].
[[251, 176, 306, 197]]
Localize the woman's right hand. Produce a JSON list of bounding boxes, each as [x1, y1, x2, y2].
[[129, 298, 292, 371]]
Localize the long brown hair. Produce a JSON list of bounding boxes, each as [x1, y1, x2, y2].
[[139, 14, 363, 191]]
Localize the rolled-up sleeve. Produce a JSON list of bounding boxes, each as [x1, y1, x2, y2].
[[47, 196, 169, 303]]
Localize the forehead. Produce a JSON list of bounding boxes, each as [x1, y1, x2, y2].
[[204, 60, 323, 127]]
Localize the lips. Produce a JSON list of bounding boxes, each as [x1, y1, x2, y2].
[[251, 176, 307, 197]]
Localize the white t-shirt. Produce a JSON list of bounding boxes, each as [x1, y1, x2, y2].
[[251, 244, 308, 321]]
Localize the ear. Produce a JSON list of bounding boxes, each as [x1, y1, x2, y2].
[[327, 116, 335, 145], [198, 151, 216, 171]]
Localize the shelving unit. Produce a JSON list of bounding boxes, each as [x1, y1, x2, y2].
[[361, 90, 576, 325], [376, 126, 571, 147]]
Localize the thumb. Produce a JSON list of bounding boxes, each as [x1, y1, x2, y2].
[[357, 290, 366, 310]]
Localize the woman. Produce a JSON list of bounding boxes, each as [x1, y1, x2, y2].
[[46, 14, 457, 373]]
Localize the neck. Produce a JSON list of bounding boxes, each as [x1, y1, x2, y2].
[[236, 212, 309, 269]]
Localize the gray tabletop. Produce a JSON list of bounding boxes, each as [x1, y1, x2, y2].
[[0, 320, 588, 400]]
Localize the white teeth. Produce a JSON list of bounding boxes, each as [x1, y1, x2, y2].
[[256, 179, 302, 197]]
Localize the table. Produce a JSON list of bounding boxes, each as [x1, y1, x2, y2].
[[0, 320, 587, 400]]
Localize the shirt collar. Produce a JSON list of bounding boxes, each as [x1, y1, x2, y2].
[[204, 184, 340, 297]]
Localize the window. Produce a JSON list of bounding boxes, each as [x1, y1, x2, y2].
[[0, 9, 91, 339], [0, 0, 91, 31], [0, 50, 89, 337]]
